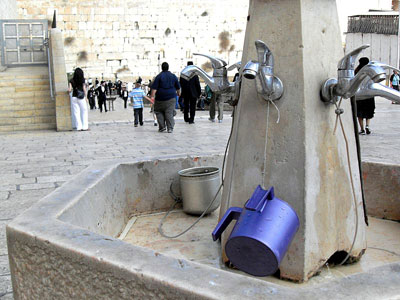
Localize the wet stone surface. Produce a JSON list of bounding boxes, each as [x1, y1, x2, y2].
[[124, 213, 400, 288]]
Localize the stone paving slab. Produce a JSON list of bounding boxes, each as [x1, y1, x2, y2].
[[0, 275, 12, 299], [0, 255, 10, 276], [0, 221, 8, 257], [0, 189, 55, 220], [360, 98, 400, 165]]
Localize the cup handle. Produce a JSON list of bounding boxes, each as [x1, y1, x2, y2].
[[212, 207, 242, 241]]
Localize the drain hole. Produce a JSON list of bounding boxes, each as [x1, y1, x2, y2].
[[327, 250, 348, 265], [272, 268, 280, 278]]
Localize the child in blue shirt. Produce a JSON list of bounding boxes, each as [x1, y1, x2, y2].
[[129, 78, 153, 127]]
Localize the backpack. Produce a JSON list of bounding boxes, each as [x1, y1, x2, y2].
[[74, 88, 85, 99], [71, 80, 85, 99]]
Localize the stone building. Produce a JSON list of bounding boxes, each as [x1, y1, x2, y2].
[[345, 12, 399, 69], [15, 0, 249, 80], [1, 0, 18, 20]]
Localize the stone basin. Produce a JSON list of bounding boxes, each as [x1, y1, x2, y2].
[[6, 154, 400, 299]]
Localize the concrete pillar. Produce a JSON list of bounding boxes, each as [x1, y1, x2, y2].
[[220, 0, 366, 282], [50, 28, 73, 131]]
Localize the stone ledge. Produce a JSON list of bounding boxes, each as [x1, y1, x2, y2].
[[362, 161, 400, 221], [6, 154, 400, 299]]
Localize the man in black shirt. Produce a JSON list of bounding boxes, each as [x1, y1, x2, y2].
[[96, 81, 108, 112], [180, 61, 201, 124]]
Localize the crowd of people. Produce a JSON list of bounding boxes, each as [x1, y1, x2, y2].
[[69, 58, 398, 135], [69, 61, 227, 133]]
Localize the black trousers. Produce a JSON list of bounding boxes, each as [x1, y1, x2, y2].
[[134, 107, 143, 125], [184, 96, 197, 123], [88, 97, 95, 109], [123, 96, 128, 109], [98, 98, 107, 112]]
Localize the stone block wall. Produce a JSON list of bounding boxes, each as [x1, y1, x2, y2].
[[0, 0, 18, 19], [15, 0, 248, 81]]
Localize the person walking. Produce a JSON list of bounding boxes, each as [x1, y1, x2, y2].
[[121, 86, 129, 109], [355, 57, 375, 135], [180, 61, 201, 124], [150, 62, 181, 133], [68, 68, 89, 131], [209, 89, 224, 123], [390, 70, 399, 104], [148, 78, 158, 127], [390, 70, 399, 91], [107, 80, 113, 95], [96, 81, 108, 113], [117, 79, 122, 97], [129, 78, 153, 127], [87, 86, 96, 110]]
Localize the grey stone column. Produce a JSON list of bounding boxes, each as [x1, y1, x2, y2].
[[50, 28, 73, 131], [220, 0, 366, 282]]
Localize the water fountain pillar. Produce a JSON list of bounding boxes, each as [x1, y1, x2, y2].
[[220, 0, 367, 282]]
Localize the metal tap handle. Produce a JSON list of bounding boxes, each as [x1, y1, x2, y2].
[[255, 40, 273, 67], [370, 61, 400, 74], [227, 61, 241, 72], [193, 53, 227, 69], [337, 44, 369, 70]]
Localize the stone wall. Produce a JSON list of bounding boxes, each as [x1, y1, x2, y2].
[[0, 0, 18, 19], [16, 0, 248, 81]]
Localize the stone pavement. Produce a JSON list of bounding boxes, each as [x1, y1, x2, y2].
[[0, 96, 398, 298], [0, 97, 232, 298], [359, 98, 400, 165]]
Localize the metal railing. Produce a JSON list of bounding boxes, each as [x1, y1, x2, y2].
[[44, 37, 54, 101], [347, 15, 399, 35]]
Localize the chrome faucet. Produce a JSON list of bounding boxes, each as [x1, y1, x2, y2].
[[242, 40, 283, 101], [321, 44, 400, 104], [180, 53, 234, 94], [355, 62, 400, 104]]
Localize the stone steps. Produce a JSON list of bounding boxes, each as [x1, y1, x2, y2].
[[0, 66, 56, 132]]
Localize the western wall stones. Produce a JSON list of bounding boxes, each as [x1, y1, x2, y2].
[[15, 0, 248, 80]]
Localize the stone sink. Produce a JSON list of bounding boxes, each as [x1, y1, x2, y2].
[[6, 155, 400, 299]]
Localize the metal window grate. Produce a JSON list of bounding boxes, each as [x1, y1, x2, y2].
[[347, 15, 398, 35], [0, 19, 48, 66]]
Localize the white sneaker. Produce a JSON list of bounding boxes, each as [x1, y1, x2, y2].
[[218, 120, 223, 123]]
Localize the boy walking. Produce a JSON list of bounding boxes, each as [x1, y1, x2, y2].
[[129, 78, 153, 127]]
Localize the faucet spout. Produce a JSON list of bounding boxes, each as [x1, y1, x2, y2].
[[181, 64, 232, 93], [181, 65, 217, 90], [356, 82, 400, 104], [243, 40, 284, 101], [321, 45, 400, 104], [335, 62, 387, 99]]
